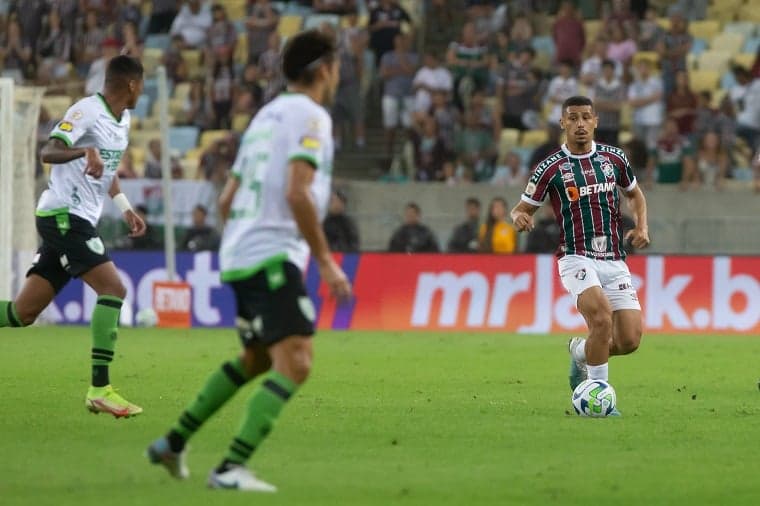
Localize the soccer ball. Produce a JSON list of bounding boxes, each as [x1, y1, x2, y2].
[[135, 307, 159, 328], [572, 379, 616, 417]]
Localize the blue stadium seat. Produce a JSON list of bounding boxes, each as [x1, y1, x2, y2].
[[145, 34, 171, 50], [531, 36, 555, 58], [168, 126, 200, 155], [133, 94, 151, 120], [720, 71, 736, 91], [690, 38, 707, 56], [303, 14, 341, 30], [142, 77, 159, 104], [743, 37, 760, 54]]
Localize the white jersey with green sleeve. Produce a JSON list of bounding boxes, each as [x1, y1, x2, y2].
[[220, 92, 333, 281], [37, 93, 130, 227]]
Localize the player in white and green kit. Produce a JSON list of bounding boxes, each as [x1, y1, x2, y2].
[[148, 30, 351, 491], [0, 55, 146, 417]]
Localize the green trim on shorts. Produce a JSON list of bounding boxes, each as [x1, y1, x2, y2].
[[49, 133, 72, 147], [221, 253, 289, 284], [288, 153, 319, 169], [35, 207, 69, 217], [36, 208, 71, 235]]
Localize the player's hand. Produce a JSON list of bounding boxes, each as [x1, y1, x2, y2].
[[124, 209, 147, 238], [318, 257, 352, 302], [625, 227, 650, 249], [84, 147, 105, 179], [512, 211, 534, 232]]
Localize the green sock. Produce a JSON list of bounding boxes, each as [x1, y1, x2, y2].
[[170, 358, 250, 447], [224, 371, 298, 465], [90, 295, 122, 387], [0, 301, 24, 327]]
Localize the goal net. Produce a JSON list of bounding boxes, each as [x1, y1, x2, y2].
[[0, 79, 44, 300]]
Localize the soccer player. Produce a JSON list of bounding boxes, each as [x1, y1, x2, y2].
[[147, 30, 351, 491], [0, 55, 146, 417], [511, 95, 650, 411]]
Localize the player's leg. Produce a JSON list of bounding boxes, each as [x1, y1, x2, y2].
[[610, 310, 642, 356], [602, 260, 642, 356], [0, 275, 56, 328], [576, 286, 613, 382]]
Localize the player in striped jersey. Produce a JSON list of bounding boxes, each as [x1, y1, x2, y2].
[[511, 96, 650, 411]]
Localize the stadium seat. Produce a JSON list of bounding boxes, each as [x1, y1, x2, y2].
[[133, 94, 151, 120], [498, 128, 520, 158], [142, 77, 159, 105], [235, 33, 248, 65], [304, 14, 341, 30], [181, 50, 203, 79], [129, 129, 160, 150], [720, 71, 737, 91], [129, 147, 146, 175], [697, 51, 733, 73], [142, 48, 163, 74], [145, 34, 170, 50], [520, 129, 548, 148], [710, 33, 745, 53], [743, 37, 760, 54], [173, 82, 191, 102], [688, 20, 721, 41], [531, 36, 555, 58], [656, 18, 670, 30], [584, 20, 601, 41], [733, 53, 755, 70], [41, 95, 73, 120], [739, 4, 760, 23], [200, 130, 229, 149], [341, 14, 368, 28], [168, 126, 200, 155], [221, 0, 246, 20], [232, 113, 251, 133], [277, 15, 303, 38], [689, 69, 720, 93], [633, 51, 659, 65], [689, 38, 708, 56], [723, 22, 756, 39]]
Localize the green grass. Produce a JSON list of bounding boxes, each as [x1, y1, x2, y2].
[[1, 328, 760, 506]]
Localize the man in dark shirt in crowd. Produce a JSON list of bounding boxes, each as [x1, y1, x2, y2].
[[525, 205, 560, 253], [181, 205, 220, 252], [323, 189, 360, 253], [447, 197, 481, 253], [369, 0, 412, 67], [389, 202, 439, 253], [130, 205, 162, 250]]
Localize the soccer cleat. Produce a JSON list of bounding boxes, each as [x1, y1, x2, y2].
[[608, 408, 622, 417], [85, 385, 143, 418], [568, 337, 588, 391], [146, 437, 189, 479], [207, 465, 277, 492]]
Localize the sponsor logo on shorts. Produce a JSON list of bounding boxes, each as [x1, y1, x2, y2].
[[298, 296, 316, 323], [525, 182, 537, 195], [32, 253, 40, 266], [592, 235, 607, 253], [575, 268, 587, 280], [59, 254, 69, 269], [86, 237, 105, 255], [58, 121, 73, 132], [618, 283, 633, 290]]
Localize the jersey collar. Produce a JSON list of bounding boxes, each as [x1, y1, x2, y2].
[[561, 141, 597, 159], [96, 93, 122, 123]]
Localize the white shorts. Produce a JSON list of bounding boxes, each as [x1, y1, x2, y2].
[[382, 95, 415, 129], [558, 255, 641, 311]]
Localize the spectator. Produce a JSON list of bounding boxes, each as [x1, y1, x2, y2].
[[115, 0, 142, 36], [469, 89, 501, 145], [84, 37, 120, 95], [753, 148, 760, 193], [735, 74, 760, 153], [13, 0, 45, 54], [412, 51, 453, 116], [657, 10, 692, 95], [693, 91, 736, 151], [409, 116, 448, 181], [180, 78, 212, 129], [148, 0, 179, 34], [447, 197, 481, 253], [236, 63, 264, 115], [76, 9, 105, 76], [206, 4, 236, 64], [0, 17, 33, 83], [388, 203, 439, 253], [628, 57, 664, 150], [52, 0, 80, 36], [508, 14, 534, 54], [447, 22, 490, 105], [428, 89, 459, 152], [528, 124, 562, 171], [209, 49, 235, 129], [581, 39, 622, 88], [117, 149, 138, 179], [552, 1, 585, 67], [488, 30, 511, 71], [671, 0, 708, 21], [380, 33, 419, 155], [666, 69, 697, 136], [525, 205, 560, 254], [694, 131, 729, 189], [144, 139, 184, 179], [647, 117, 696, 187], [545, 60, 579, 126], [170, 0, 212, 49], [323, 189, 360, 253], [604, 0, 637, 39], [259, 31, 285, 103], [37, 9, 72, 84], [753, 46, 760, 79], [368, 0, 411, 68], [199, 134, 237, 185], [245, 0, 280, 65], [119, 20, 143, 59], [491, 151, 527, 187], [455, 108, 497, 182], [638, 6, 665, 52], [333, 22, 367, 149], [313, 0, 357, 15], [129, 205, 162, 250], [478, 197, 517, 254], [594, 59, 625, 145], [163, 34, 189, 83], [606, 22, 637, 68], [181, 205, 220, 252], [497, 47, 540, 131]]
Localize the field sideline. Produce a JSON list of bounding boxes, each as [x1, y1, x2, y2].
[[1, 327, 759, 506]]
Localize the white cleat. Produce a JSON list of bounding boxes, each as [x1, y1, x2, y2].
[[207, 465, 277, 492], [568, 337, 589, 391], [146, 437, 190, 480]]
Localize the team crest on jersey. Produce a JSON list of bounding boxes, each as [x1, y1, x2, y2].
[[601, 160, 615, 179], [58, 121, 73, 132], [560, 162, 573, 172]]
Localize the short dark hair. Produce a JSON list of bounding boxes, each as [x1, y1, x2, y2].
[[466, 197, 481, 207], [105, 55, 143, 88], [282, 29, 337, 85], [562, 95, 594, 112], [601, 59, 616, 69], [194, 204, 208, 215], [406, 202, 421, 214]]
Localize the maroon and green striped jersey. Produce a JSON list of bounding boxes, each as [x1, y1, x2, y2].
[[521, 141, 637, 260]]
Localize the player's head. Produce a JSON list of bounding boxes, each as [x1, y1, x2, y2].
[[105, 54, 144, 109], [282, 29, 339, 105], [601, 59, 616, 80], [192, 205, 208, 227], [560, 96, 597, 148], [465, 197, 481, 220], [404, 202, 421, 225]]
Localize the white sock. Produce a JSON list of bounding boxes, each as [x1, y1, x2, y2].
[[571, 338, 586, 363], [587, 363, 609, 381]]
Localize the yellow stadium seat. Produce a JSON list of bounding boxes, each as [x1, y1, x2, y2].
[[584, 20, 601, 41], [633, 51, 659, 66], [620, 105, 632, 130], [498, 128, 520, 158], [235, 33, 248, 65], [689, 69, 720, 93], [619, 130, 633, 145], [710, 32, 745, 53], [341, 14, 368, 28], [222, 0, 246, 20], [278, 15, 303, 38], [697, 51, 733, 73], [656, 18, 670, 30], [142, 48, 163, 74], [129, 130, 160, 150], [520, 129, 548, 148], [181, 49, 203, 79], [200, 129, 229, 149], [173, 82, 191, 102], [733, 53, 755, 70], [739, 4, 760, 23], [232, 113, 252, 132], [41, 95, 73, 119], [688, 20, 721, 41]]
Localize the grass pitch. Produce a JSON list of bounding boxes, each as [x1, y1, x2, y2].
[[1, 327, 759, 506]]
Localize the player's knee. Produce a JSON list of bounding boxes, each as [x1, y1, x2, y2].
[[103, 280, 127, 300], [15, 305, 39, 327], [619, 328, 642, 354], [287, 353, 312, 384], [589, 310, 613, 335]]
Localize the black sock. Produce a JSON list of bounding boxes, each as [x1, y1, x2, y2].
[[92, 365, 110, 387], [216, 459, 238, 474], [167, 430, 186, 453]]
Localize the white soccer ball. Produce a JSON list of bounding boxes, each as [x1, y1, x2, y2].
[[135, 307, 159, 328], [572, 379, 617, 417]]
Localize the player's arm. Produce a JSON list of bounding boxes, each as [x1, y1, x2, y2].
[[41, 139, 105, 178], [108, 175, 146, 238], [510, 200, 540, 232], [623, 185, 650, 249], [218, 175, 240, 224], [286, 160, 351, 300]]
